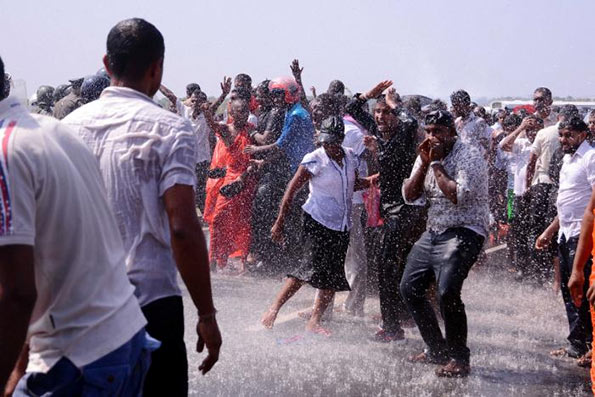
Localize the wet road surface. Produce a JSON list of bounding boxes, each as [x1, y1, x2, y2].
[[183, 267, 590, 396]]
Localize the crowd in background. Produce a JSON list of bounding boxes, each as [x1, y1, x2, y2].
[[3, 16, 595, 395]]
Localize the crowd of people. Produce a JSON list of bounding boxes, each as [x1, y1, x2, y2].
[[2, 16, 595, 396]]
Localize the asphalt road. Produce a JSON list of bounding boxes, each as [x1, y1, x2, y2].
[[182, 265, 591, 396]]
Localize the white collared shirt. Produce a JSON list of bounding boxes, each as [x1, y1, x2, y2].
[[531, 123, 560, 185], [456, 113, 491, 153], [557, 140, 595, 241], [301, 146, 360, 231], [0, 97, 145, 373], [342, 116, 368, 205], [176, 99, 212, 163], [63, 87, 197, 307]]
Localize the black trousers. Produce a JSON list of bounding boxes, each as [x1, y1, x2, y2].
[[559, 235, 593, 354], [250, 168, 291, 268], [527, 183, 556, 279], [400, 228, 484, 364], [510, 194, 531, 271], [377, 206, 426, 333], [142, 296, 188, 397], [195, 161, 209, 213]]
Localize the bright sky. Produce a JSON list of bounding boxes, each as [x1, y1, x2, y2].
[[3, 0, 594, 102]]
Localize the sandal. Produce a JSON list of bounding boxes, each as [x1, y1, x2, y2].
[[435, 359, 471, 378], [407, 350, 449, 365]]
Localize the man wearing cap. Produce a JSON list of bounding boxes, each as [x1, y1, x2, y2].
[[402, 110, 489, 378], [53, 77, 83, 119]]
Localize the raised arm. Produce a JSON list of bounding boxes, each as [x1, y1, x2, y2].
[[209, 76, 231, 114], [159, 84, 178, 105], [290, 59, 311, 114], [500, 117, 536, 152]]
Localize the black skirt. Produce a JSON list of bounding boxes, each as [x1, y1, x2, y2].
[[288, 212, 351, 291]]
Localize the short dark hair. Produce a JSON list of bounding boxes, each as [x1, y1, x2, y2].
[[559, 116, 588, 133], [559, 104, 579, 121], [0, 56, 5, 100], [234, 73, 252, 87], [186, 83, 201, 97], [327, 80, 345, 96], [534, 87, 552, 100], [502, 113, 522, 129], [450, 90, 471, 106], [316, 93, 342, 117], [425, 110, 455, 129], [106, 18, 165, 81]]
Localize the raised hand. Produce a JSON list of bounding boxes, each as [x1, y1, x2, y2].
[[365, 80, 393, 100], [386, 87, 400, 109], [220, 76, 232, 96], [290, 59, 303, 82]]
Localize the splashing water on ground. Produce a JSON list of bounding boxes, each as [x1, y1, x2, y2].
[[183, 266, 590, 396]]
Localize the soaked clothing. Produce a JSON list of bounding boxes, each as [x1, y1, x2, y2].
[[63, 87, 198, 308], [204, 124, 256, 265], [405, 140, 490, 237], [0, 97, 146, 374], [401, 228, 484, 364], [376, 111, 419, 218], [455, 113, 491, 153], [288, 212, 351, 291], [53, 92, 83, 119], [276, 102, 315, 172]]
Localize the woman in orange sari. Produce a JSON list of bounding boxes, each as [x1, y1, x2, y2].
[[204, 97, 256, 272]]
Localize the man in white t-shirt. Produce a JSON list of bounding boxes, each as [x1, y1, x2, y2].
[[0, 56, 149, 396], [63, 18, 221, 397], [499, 115, 543, 272]]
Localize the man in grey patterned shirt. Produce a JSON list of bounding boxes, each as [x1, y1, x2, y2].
[[401, 110, 488, 378]]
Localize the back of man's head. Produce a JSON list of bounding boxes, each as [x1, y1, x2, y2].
[[0, 56, 5, 100], [327, 80, 345, 96], [234, 73, 252, 89], [106, 18, 164, 82], [558, 104, 579, 122]]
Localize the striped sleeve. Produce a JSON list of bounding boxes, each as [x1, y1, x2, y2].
[[0, 119, 35, 245]]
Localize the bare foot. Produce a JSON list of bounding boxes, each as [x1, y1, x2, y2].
[[261, 308, 279, 329], [305, 323, 332, 336]]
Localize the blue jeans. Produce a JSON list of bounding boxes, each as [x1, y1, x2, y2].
[[400, 228, 484, 364], [15, 329, 154, 396]]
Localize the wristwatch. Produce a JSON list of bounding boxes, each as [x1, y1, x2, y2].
[[430, 160, 442, 167]]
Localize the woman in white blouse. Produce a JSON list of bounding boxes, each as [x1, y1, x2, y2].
[[261, 116, 374, 333]]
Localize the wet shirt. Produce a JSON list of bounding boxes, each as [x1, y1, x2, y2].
[[0, 97, 145, 373], [531, 123, 560, 185], [404, 140, 490, 237], [342, 115, 368, 205], [301, 146, 360, 231], [556, 140, 595, 241], [175, 99, 212, 163], [276, 102, 315, 172], [376, 110, 419, 218], [501, 137, 533, 196], [255, 106, 285, 144], [63, 87, 197, 307], [455, 113, 491, 153]]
